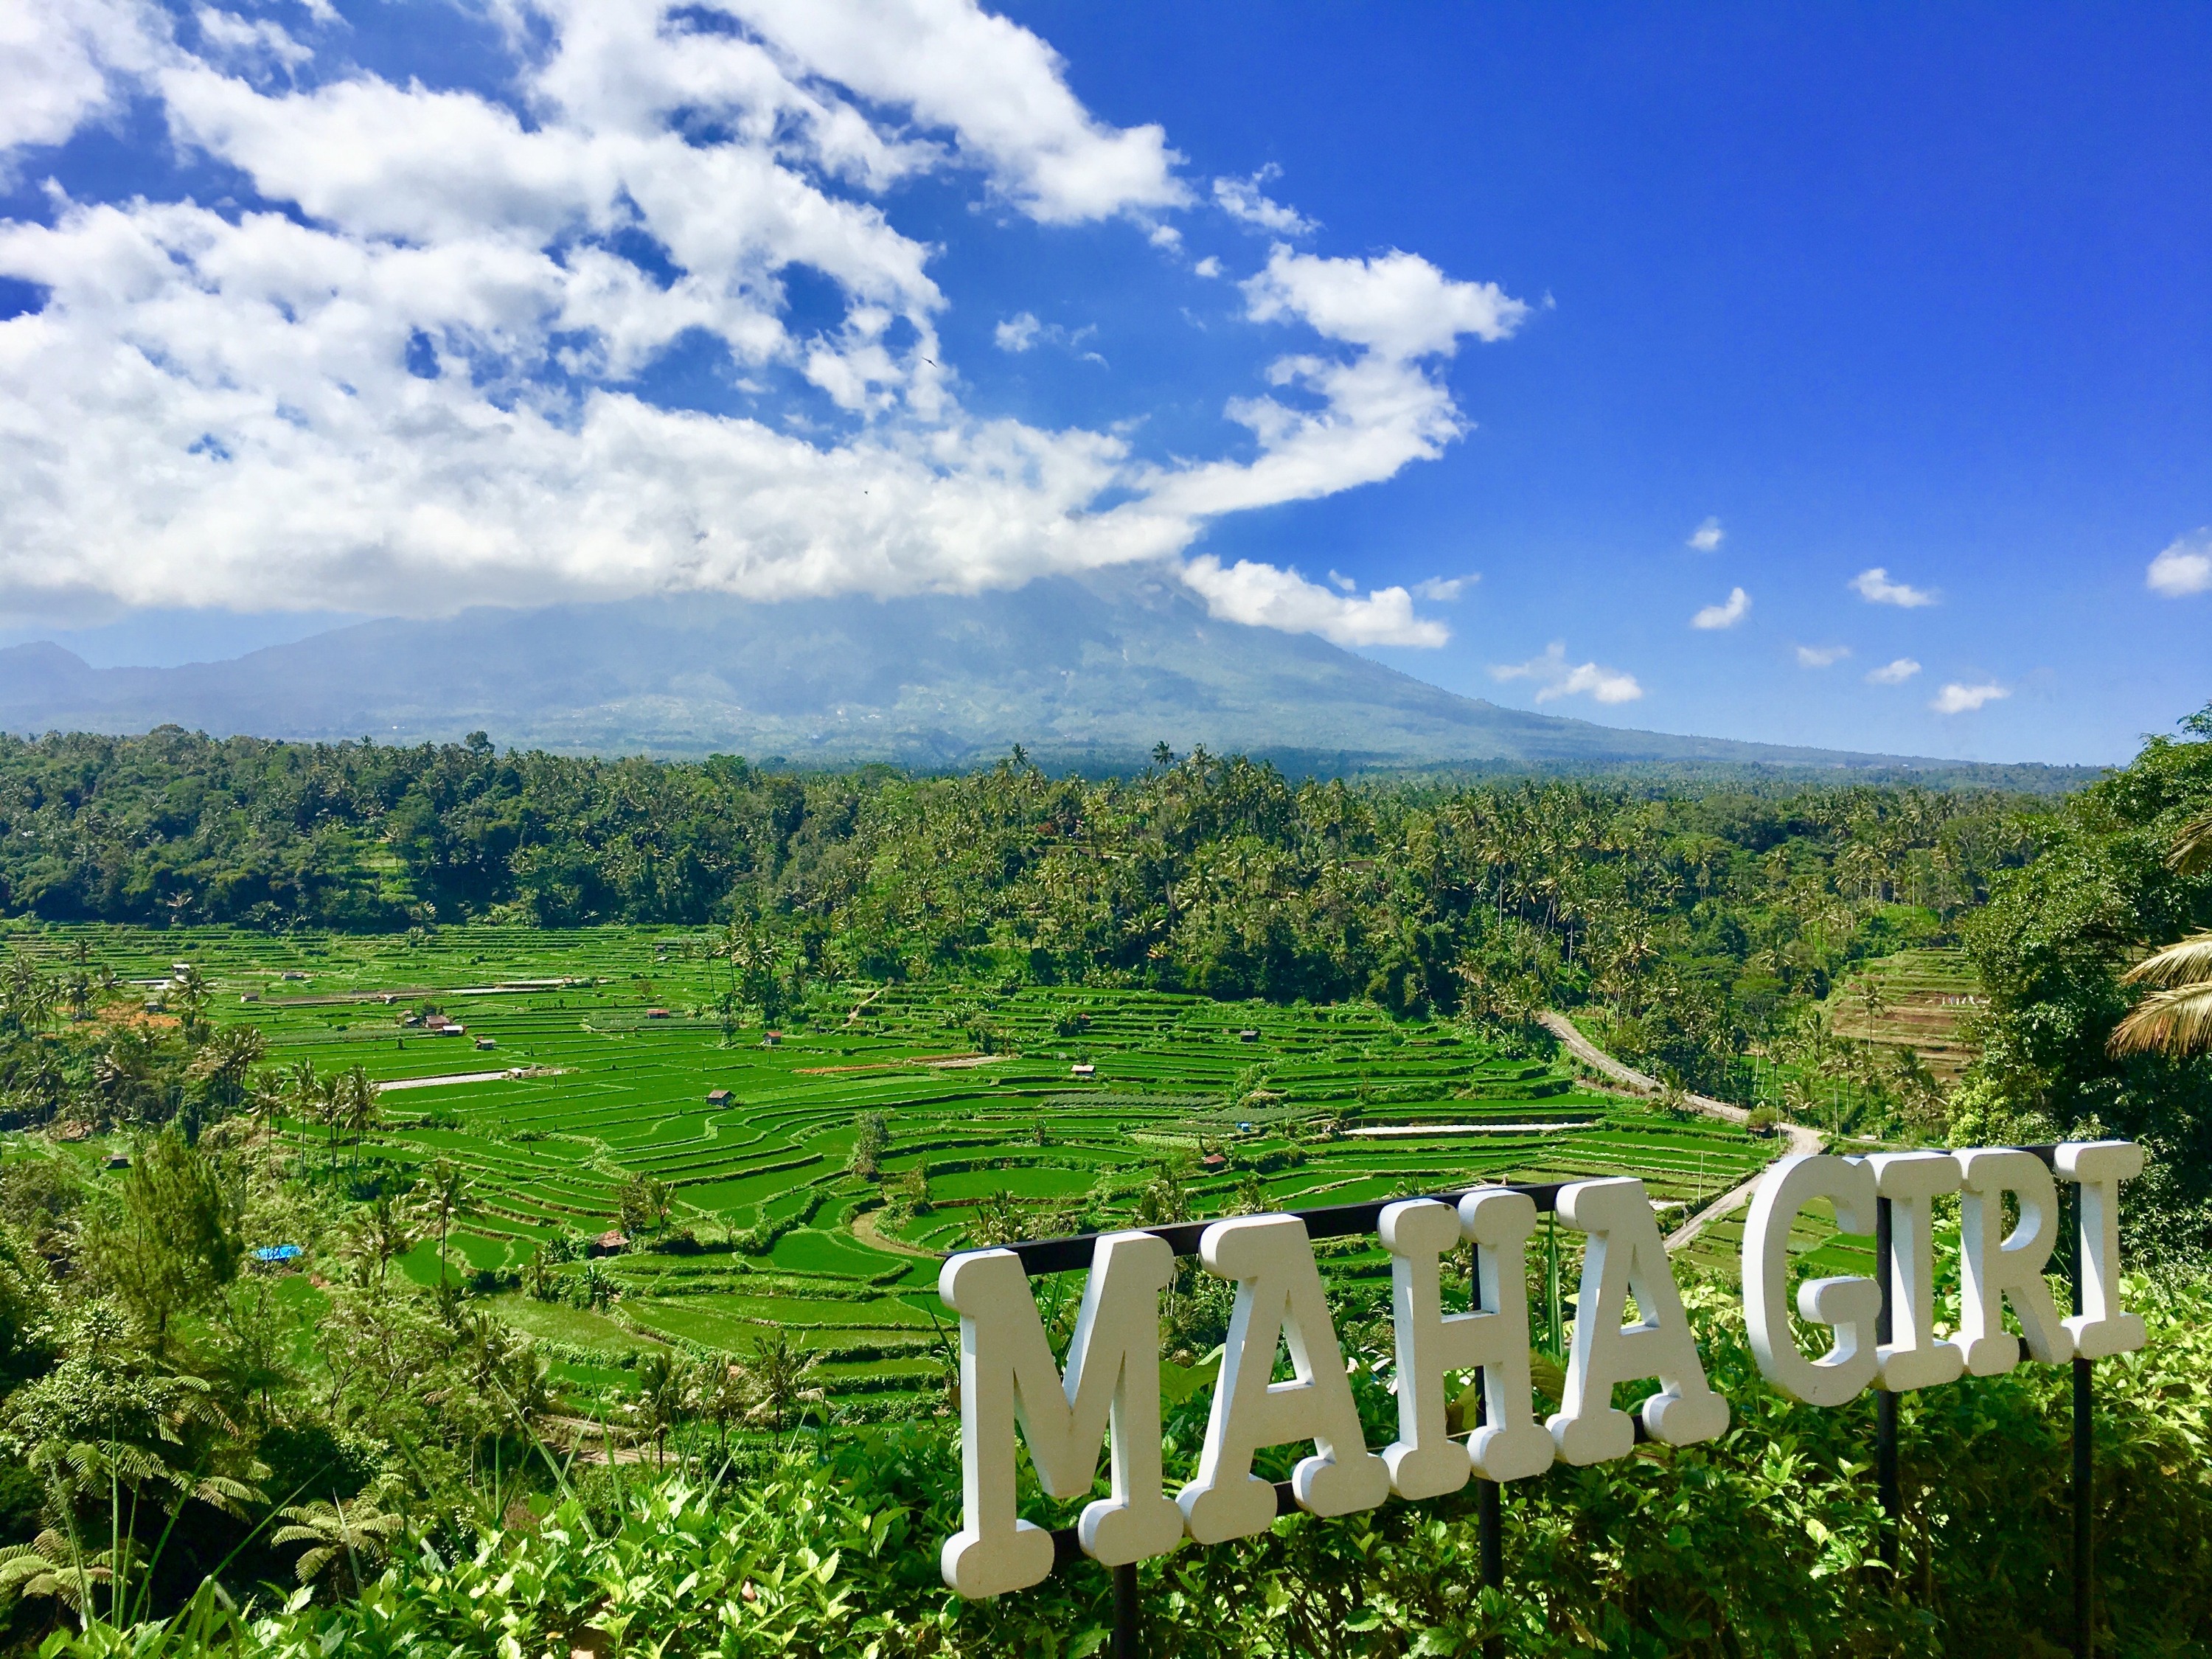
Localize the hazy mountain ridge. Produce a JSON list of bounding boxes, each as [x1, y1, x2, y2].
[[0, 573, 2090, 785]]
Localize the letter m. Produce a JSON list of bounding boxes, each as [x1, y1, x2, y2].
[[939, 1230, 1184, 1596]]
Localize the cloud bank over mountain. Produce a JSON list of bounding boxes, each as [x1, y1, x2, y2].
[[0, 0, 1511, 649]]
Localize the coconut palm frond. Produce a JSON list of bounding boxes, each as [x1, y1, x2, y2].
[[2169, 807, 2212, 876], [2119, 931, 2212, 987], [2110, 981, 2212, 1057]]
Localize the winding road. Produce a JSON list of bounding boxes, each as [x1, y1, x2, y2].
[[1537, 1010, 1820, 1251]]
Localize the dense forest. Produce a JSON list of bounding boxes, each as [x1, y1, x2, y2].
[[0, 708, 2205, 1655], [4, 712, 2211, 1217], [0, 725, 2041, 1083]]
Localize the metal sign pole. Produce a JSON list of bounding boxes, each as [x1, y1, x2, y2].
[[2070, 1185, 2092, 1659], [1478, 1473, 1503, 1659], [1474, 1359, 1505, 1659], [1873, 1194, 1900, 1573]]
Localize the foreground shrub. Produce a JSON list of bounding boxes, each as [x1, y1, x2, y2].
[[28, 1273, 2212, 1658]]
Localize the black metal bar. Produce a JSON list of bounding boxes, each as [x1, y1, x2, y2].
[[2071, 1186, 2092, 1659], [1874, 1194, 1899, 1574], [1113, 1560, 1140, 1659], [1004, 1181, 1572, 1273], [1008, 1154, 2074, 1275], [1472, 1362, 1505, 1659], [1478, 1477, 1503, 1659]]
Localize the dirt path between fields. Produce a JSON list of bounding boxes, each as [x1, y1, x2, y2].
[[1537, 1010, 1820, 1251], [851, 1207, 944, 1261]]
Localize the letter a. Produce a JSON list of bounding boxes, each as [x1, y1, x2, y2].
[[939, 1231, 1184, 1598], [1178, 1214, 1391, 1545], [1548, 1178, 1728, 1465]]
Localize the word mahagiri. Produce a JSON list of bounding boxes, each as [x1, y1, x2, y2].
[[937, 1141, 2144, 1598]]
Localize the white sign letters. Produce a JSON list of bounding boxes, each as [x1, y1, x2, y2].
[[1742, 1155, 1881, 1407], [1379, 1190, 1554, 1498], [1178, 1214, 1391, 1544], [937, 1142, 2144, 1597]]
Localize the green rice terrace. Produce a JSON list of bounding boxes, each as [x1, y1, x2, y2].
[[1823, 946, 1986, 1084], [10, 922, 1818, 1422]]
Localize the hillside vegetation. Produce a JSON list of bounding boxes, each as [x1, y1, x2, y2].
[[0, 706, 2202, 1655], [0, 728, 2044, 1103]]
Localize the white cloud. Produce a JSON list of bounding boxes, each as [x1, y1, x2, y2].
[[1691, 586, 1749, 630], [0, 0, 161, 167], [1326, 569, 1355, 592], [1686, 515, 1723, 552], [1192, 255, 1221, 279], [1412, 574, 1476, 601], [1142, 245, 1526, 522], [193, 7, 313, 72], [1212, 165, 1315, 235], [1489, 642, 1644, 705], [1239, 242, 1525, 355], [2147, 531, 2212, 597], [1180, 555, 1447, 647], [1795, 644, 1851, 667], [1865, 657, 1921, 685], [0, 1, 1512, 640], [991, 311, 1098, 359], [1851, 566, 1938, 607], [724, 0, 1189, 223], [1931, 681, 2008, 714]]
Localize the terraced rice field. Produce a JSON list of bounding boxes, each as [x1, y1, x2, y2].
[[1825, 947, 1985, 1082], [15, 922, 1799, 1415]]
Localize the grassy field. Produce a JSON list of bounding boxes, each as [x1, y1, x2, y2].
[[9, 921, 1818, 1416]]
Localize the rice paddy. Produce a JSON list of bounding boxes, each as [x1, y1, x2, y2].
[[17, 921, 1801, 1415], [1824, 946, 1986, 1082]]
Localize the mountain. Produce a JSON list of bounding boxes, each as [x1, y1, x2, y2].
[[0, 571, 2083, 782]]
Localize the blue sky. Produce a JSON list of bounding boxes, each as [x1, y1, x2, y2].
[[1, 1, 2206, 763]]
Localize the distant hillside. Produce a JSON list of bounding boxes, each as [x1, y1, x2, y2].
[[0, 571, 2090, 786]]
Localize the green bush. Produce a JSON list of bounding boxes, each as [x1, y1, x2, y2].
[[30, 1270, 2212, 1658]]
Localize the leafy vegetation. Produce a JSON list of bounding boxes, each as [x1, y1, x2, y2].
[[1964, 705, 2212, 1251], [13, 1273, 2212, 1658], [0, 706, 2202, 1652]]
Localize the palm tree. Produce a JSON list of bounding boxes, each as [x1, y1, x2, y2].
[[631, 1351, 695, 1469], [697, 1363, 751, 1456], [417, 1158, 472, 1290], [2110, 807, 2212, 1057], [247, 1067, 288, 1138], [168, 964, 211, 1042], [341, 1194, 414, 1289], [285, 1057, 319, 1132], [187, 1025, 265, 1118], [740, 1331, 824, 1436], [0, 956, 57, 1037], [338, 1065, 380, 1163]]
